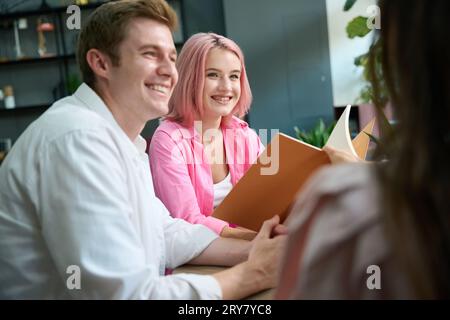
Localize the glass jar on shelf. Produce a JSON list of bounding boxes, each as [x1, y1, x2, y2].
[[3, 85, 16, 109]]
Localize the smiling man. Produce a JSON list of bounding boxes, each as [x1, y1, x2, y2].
[[0, 0, 286, 299]]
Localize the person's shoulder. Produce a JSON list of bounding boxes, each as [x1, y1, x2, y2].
[[285, 163, 391, 299], [0, 97, 113, 182], [10, 96, 113, 161], [153, 119, 193, 143], [225, 116, 263, 149], [226, 116, 261, 138], [40, 95, 109, 136], [150, 120, 192, 153], [227, 116, 249, 130], [155, 119, 183, 132], [306, 162, 376, 196], [287, 163, 379, 233]]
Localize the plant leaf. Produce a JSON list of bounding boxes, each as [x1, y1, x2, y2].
[[294, 126, 301, 137], [343, 0, 358, 11], [354, 53, 368, 67], [294, 119, 336, 148], [322, 131, 330, 146], [312, 129, 321, 147], [346, 16, 371, 38], [318, 119, 325, 134], [327, 121, 336, 135], [297, 131, 310, 143]]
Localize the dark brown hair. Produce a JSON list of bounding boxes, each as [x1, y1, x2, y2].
[[77, 0, 177, 87], [370, 0, 450, 298]]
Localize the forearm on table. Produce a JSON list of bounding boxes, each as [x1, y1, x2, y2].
[[212, 261, 266, 300], [188, 237, 251, 267]]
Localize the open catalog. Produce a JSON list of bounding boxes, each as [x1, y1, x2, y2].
[[212, 105, 376, 231]]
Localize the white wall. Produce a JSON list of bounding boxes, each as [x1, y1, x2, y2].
[[326, 0, 376, 106]]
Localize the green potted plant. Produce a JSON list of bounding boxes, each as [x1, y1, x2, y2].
[[345, 0, 388, 106], [294, 119, 336, 148], [294, 1, 391, 153], [344, 0, 393, 152]]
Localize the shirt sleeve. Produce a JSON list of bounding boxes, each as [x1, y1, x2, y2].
[[149, 130, 228, 234], [152, 195, 220, 269], [38, 128, 221, 299]]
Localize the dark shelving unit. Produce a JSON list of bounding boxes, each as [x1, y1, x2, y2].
[[0, 2, 105, 112], [0, 103, 49, 113], [0, 0, 186, 145], [0, 2, 102, 20], [0, 53, 75, 66]]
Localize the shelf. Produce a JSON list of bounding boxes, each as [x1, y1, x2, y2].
[[0, 103, 50, 114], [0, 46, 188, 66], [0, 3, 103, 20], [0, 0, 186, 126], [0, 54, 75, 66]]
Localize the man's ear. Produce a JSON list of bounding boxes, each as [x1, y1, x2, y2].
[[86, 49, 111, 80]]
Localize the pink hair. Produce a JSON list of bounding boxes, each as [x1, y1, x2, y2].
[[167, 32, 252, 127]]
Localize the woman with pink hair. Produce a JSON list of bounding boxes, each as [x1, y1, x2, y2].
[[149, 33, 263, 240]]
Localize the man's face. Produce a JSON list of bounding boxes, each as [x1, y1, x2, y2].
[[107, 18, 178, 122]]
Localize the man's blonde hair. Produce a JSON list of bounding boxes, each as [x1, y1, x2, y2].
[[77, 0, 178, 86]]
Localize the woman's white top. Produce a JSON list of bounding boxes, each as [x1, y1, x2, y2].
[[213, 172, 233, 208]]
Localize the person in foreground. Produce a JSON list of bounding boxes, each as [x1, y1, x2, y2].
[[0, 0, 286, 299], [276, 0, 450, 299], [149, 33, 263, 241]]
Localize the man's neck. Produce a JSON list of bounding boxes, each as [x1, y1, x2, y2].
[[93, 85, 145, 142]]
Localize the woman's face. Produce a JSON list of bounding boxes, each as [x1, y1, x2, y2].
[[202, 48, 242, 120]]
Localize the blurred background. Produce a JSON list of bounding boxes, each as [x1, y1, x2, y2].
[[0, 0, 380, 163]]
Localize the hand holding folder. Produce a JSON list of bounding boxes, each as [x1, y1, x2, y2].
[[212, 105, 375, 231]]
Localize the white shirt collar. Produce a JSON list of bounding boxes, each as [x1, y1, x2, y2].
[[73, 83, 147, 155]]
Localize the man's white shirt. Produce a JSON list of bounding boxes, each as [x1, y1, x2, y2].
[[0, 83, 222, 299]]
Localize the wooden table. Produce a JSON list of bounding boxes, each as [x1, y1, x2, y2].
[[173, 265, 274, 300]]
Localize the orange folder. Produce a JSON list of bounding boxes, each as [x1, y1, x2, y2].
[[213, 105, 375, 231]]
